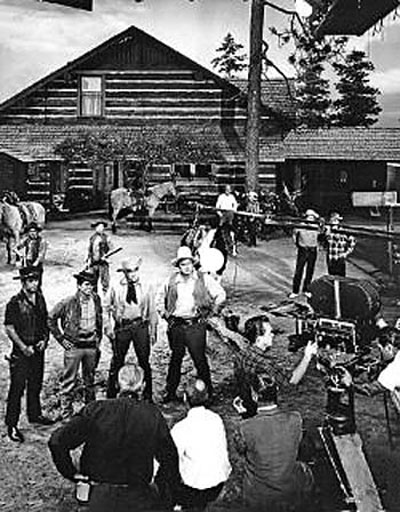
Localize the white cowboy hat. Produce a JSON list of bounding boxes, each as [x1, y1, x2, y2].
[[117, 258, 142, 273], [304, 209, 319, 219], [199, 248, 224, 273], [172, 246, 196, 266]]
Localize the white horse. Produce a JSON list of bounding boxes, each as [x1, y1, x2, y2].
[[0, 199, 46, 264], [110, 181, 177, 233]]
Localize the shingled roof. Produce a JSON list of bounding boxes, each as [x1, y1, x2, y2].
[[231, 78, 296, 121], [284, 128, 400, 161], [0, 124, 285, 163]]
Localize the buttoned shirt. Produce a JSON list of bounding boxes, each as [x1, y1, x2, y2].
[[216, 193, 238, 212], [325, 229, 356, 261], [171, 406, 231, 490], [238, 345, 289, 389], [294, 226, 319, 248]]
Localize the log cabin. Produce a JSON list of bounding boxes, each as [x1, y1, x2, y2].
[[0, 25, 294, 213]]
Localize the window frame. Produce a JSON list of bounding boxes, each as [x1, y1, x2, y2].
[[78, 75, 104, 118]]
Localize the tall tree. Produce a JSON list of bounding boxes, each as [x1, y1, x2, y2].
[[211, 32, 248, 79], [333, 50, 381, 127]]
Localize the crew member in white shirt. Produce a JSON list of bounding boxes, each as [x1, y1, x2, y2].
[[159, 378, 231, 511], [215, 185, 238, 257], [157, 246, 226, 404]]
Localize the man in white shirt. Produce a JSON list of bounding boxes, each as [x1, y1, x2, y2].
[[157, 246, 226, 403], [104, 259, 157, 401], [215, 185, 238, 257], [158, 378, 231, 510]]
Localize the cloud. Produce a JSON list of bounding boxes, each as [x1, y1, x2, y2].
[[371, 68, 400, 94]]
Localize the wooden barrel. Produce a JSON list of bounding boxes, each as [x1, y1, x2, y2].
[[309, 275, 381, 321]]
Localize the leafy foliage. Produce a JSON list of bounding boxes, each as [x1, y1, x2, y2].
[[55, 127, 223, 184], [333, 50, 381, 127], [211, 32, 248, 79]]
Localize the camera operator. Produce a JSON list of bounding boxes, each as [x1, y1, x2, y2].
[[234, 315, 318, 418]]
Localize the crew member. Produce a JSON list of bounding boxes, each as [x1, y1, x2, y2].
[[157, 379, 231, 511], [48, 363, 180, 512], [86, 220, 113, 295], [16, 221, 47, 287], [290, 209, 320, 299], [234, 375, 314, 511], [104, 259, 157, 401], [5, 266, 53, 443], [323, 212, 355, 277], [49, 269, 102, 420], [157, 246, 226, 403], [216, 185, 238, 257], [235, 315, 317, 417]]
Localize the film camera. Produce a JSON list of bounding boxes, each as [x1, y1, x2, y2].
[[287, 276, 382, 435]]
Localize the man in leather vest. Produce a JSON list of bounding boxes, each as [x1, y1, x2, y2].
[[157, 246, 225, 404]]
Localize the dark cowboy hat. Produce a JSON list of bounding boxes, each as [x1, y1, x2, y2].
[[13, 266, 41, 281], [23, 222, 43, 234], [73, 269, 97, 285], [91, 220, 108, 228]]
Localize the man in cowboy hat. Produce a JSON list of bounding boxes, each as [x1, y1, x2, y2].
[[322, 211, 356, 277], [246, 190, 260, 247], [4, 266, 53, 443], [15, 221, 47, 287], [86, 220, 113, 295], [49, 363, 180, 512], [157, 246, 226, 403], [104, 258, 157, 400], [289, 209, 320, 299], [216, 185, 239, 256], [49, 268, 103, 420]]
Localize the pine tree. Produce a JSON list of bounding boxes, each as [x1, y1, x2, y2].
[[333, 50, 381, 127], [211, 33, 247, 79]]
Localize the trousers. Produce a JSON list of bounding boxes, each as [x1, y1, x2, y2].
[[292, 247, 317, 293], [166, 320, 212, 396], [91, 262, 110, 294], [107, 320, 152, 399], [88, 484, 164, 512], [327, 257, 346, 277], [61, 347, 98, 417], [5, 351, 44, 426]]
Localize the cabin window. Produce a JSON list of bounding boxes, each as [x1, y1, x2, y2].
[[175, 164, 212, 180], [80, 76, 103, 117]]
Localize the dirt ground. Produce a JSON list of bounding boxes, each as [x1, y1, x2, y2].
[[1, 219, 400, 512]]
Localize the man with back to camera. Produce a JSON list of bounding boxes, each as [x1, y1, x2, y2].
[[48, 363, 180, 512], [157, 246, 226, 403], [4, 266, 53, 443], [48, 268, 102, 420], [234, 374, 314, 511]]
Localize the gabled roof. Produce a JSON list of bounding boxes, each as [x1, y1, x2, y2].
[[0, 24, 240, 114], [284, 128, 400, 161]]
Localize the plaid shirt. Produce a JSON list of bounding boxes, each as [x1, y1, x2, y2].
[[237, 345, 289, 388], [325, 231, 356, 261]]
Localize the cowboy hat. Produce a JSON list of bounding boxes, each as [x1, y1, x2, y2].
[[172, 246, 196, 266], [24, 222, 42, 234], [13, 266, 41, 281], [73, 269, 97, 285], [117, 258, 142, 273], [304, 209, 319, 219], [91, 220, 108, 228], [329, 211, 343, 222]]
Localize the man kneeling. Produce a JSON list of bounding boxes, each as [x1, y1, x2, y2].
[[234, 375, 314, 512], [48, 363, 179, 512]]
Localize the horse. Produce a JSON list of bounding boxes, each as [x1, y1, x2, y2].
[[0, 199, 46, 264], [110, 181, 177, 233]]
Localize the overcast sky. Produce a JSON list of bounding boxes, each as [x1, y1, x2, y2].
[[0, 0, 399, 125]]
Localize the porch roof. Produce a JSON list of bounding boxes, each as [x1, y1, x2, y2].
[[0, 124, 285, 164], [284, 128, 400, 161]]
